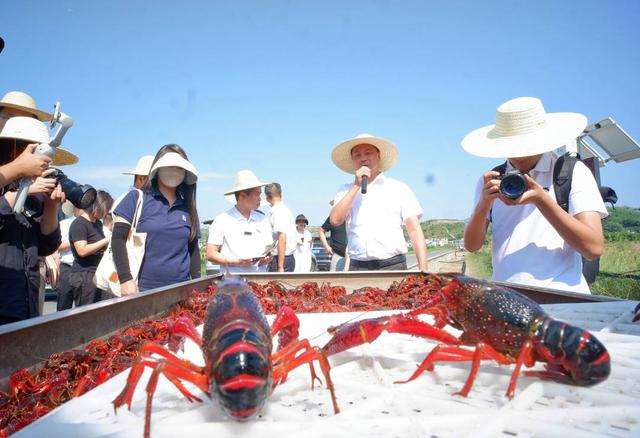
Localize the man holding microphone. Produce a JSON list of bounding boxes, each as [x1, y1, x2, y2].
[[329, 133, 428, 271]]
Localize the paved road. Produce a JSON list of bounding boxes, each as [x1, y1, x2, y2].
[[406, 248, 452, 269]]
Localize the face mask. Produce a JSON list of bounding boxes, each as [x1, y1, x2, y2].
[[158, 167, 186, 188]]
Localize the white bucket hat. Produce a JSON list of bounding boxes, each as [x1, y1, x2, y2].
[[461, 97, 588, 158], [123, 155, 154, 176], [224, 170, 268, 196], [0, 91, 53, 122], [332, 133, 399, 174], [0, 116, 79, 166], [148, 152, 198, 185]]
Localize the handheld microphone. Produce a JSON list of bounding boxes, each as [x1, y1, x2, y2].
[[360, 165, 369, 194]]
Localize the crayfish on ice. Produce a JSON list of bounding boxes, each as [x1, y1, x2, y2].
[[113, 277, 339, 437], [321, 273, 610, 398]]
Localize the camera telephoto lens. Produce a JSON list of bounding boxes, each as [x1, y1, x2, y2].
[[499, 173, 528, 200], [48, 168, 97, 209]]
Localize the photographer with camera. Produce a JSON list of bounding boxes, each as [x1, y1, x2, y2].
[[463, 97, 607, 293], [0, 116, 67, 325]]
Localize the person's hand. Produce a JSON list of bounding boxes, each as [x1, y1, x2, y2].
[[353, 166, 371, 188], [120, 280, 139, 295], [235, 258, 255, 267], [27, 169, 57, 195], [325, 246, 334, 255], [258, 255, 273, 266], [477, 171, 502, 211], [13, 144, 51, 178], [499, 174, 546, 206], [42, 182, 66, 206], [277, 266, 284, 273]]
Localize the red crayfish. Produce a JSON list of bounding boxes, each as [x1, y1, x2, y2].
[[322, 273, 610, 398], [113, 277, 339, 438]]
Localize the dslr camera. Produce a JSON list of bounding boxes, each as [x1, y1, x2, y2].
[[46, 168, 96, 209], [496, 170, 528, 200]]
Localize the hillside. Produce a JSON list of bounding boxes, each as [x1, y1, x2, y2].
[[420, 219, 466, 240]]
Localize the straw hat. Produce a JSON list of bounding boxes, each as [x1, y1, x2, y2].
[[224, 170, 268, 196], [148, 152, 198, 184], [461, 97, 588, 158], [332, 133, 399, 174], [0, 91, 53, 121], [123, 155, 154, 176], [0, 116, 78, 166]]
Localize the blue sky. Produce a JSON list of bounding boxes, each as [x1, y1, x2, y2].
[[3, 1, 640, 226]]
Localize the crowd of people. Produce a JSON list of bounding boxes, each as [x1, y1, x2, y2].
[[0, 90, 608, 326]]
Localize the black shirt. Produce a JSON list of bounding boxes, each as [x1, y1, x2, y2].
[[69, 216, 105, 269], [0, 195, 61, 320], [321, 217, 347, 257]]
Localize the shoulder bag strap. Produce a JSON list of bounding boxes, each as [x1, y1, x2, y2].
[[130, 189, 145, 232], [553, 152, 579, 213]]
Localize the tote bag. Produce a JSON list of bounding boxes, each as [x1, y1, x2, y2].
[[94, 189, 147, 296]]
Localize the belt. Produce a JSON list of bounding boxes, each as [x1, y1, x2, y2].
[[351, 254, 406, 269]]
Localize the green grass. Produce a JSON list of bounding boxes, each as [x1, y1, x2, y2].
[[464, 241, 640, 300], [465, 245, 492, 279], [590, 241, 640, 300]]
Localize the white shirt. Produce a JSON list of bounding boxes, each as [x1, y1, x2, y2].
[[473, 152, 608, 293], [293, 229, 313, 272], [59, 217, 75, 265], [334, 173, 423, 260], [268, 201, 298, 256], [208, 206, 273, 274]]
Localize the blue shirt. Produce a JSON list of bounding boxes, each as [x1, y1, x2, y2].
[[114, 187, 192, 291]]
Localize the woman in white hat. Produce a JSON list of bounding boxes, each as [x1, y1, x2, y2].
[[112, 144, 200, 295], [206, 170, 274, 274], [462, 97, 607, 293], [330, 133, 429, 272]]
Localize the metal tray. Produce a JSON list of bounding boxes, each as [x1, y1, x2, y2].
[[0, 272, 619, 391]]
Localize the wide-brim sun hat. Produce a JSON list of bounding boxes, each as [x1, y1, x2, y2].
[[461, 97, 588, 159], [332, 133, 399, 174], [149, 152, 198, 185], [123, 155, 154, 176], [0, 91, 53, 122], [0, 116, 79, 166], [224, 169, 268, 196]]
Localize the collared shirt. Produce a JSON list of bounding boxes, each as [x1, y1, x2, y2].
[[473, 152, 608, 293], [268, 201, 298, 256], [208, 206, 273, 274], [334, 173, 422, 261], [114, 187, 194, 291]]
